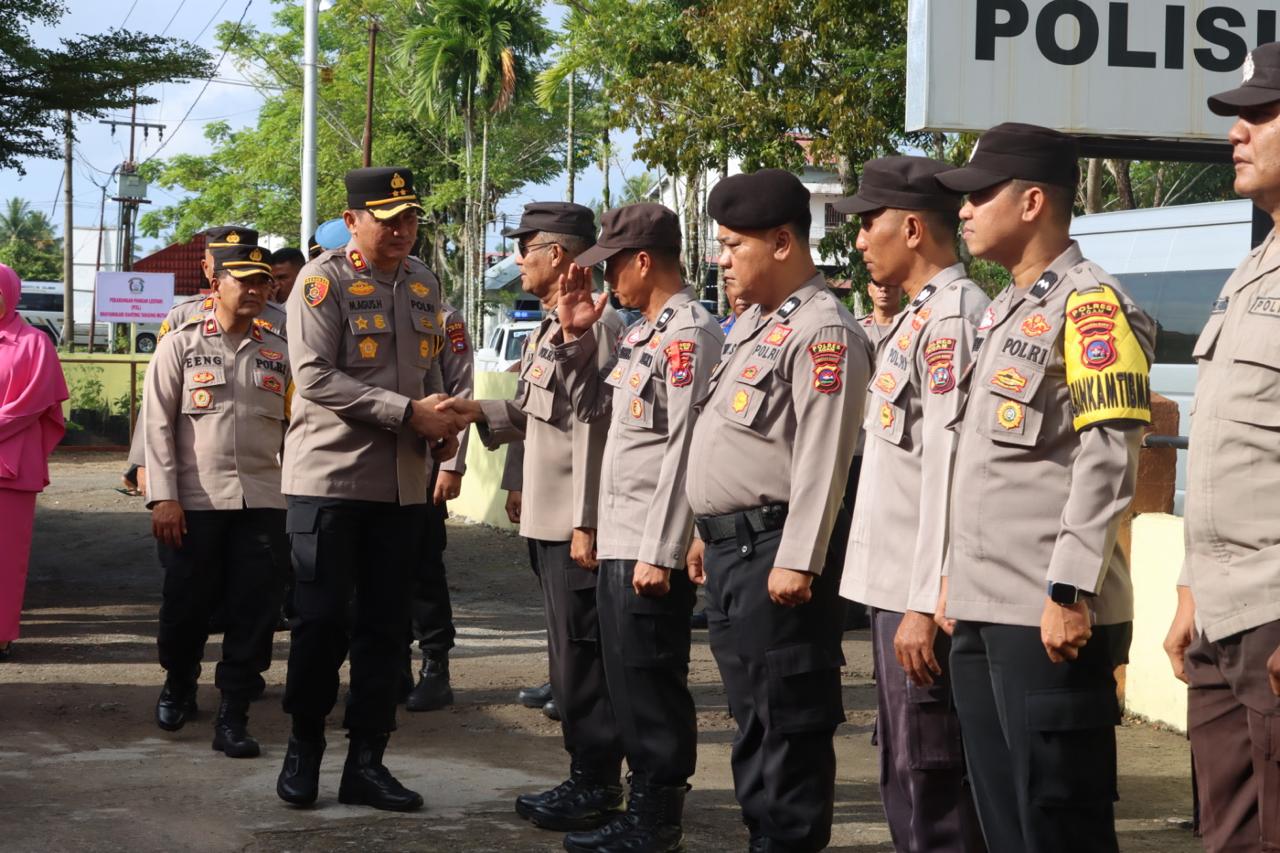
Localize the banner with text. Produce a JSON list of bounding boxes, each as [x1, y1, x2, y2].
[[94, 272, 175, 323]]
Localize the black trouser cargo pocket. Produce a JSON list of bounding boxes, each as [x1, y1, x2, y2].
[[906, 680, 965, 771], [623, 584, 693, 668], [286, 501, 321, 582], [766, 643, 846, 734], [1025, 687, 1119, 806]]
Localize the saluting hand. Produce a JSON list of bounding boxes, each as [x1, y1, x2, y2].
[[895, 610, 943, 687], [1040, 598, 1093, 663], [152, 500, 187, 549], [1163, 585, 1197, 684], [686, 538, 706, 586], [768, 567, 813, 608], [557, 263, 608, 340], [633, 561, 671, 597]]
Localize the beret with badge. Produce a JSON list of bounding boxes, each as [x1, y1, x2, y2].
[[707, 168, 810, 231], [936, 122, 1080, 194], [575, 203, 682, 267], [834, 156, 961, 215], [502, 201, 598, 241], [1208, 42, 1280, 116], [345, 167, 425, 220]]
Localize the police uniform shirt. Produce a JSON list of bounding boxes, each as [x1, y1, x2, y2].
[[437, 301, 473, 476], [477, 307, 626, 541], [842, 265, 988, 614], [1180, 230, 1280, 642], [686, 274, 872, 574], [946, 242, 1155, 628], [859, 314, 898, 351], [281, 243, 447, 506], [144, 313, 292, 510], [555, 288, 724, 568]]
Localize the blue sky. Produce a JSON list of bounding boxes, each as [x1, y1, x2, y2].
[[0, 0, 638, 255]]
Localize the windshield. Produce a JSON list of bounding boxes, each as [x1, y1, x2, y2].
[[506, 328, 531, 361]]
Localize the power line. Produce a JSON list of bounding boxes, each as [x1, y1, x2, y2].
[[192, 0, 232, 44], [161, 0, 191, 36], [120, 0, 140, 28]]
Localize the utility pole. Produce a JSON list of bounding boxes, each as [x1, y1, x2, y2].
[[362, 19, 379, 168], [566, 72, 575, 203], [62, 111, 75, 351], [302, 0, 319, 247], [100, 88, 163, 273]]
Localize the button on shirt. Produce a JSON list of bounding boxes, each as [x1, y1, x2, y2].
[[555, 288, 724, 568], [144, 313, 292, 510], [1181, 230, 1280, 642], [282, 244, 447, 506], [686, 275, 871, 574], [842, 265, 988, 614]]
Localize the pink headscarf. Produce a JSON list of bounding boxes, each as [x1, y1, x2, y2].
[[0, 264, 68, 491]]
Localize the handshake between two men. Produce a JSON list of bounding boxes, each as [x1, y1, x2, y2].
[[407, 395, 479, 464]]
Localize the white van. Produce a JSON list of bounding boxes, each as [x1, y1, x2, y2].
[[1071, 199, 1255, 513]]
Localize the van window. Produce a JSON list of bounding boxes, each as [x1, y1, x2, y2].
[[507, 328, 532, 361], [17, 292, 62, 312], [1114, 270, 1234, 365]]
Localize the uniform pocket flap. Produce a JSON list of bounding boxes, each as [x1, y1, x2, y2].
[[734, 360, 776, 387], [869, 368, 909, 403], [525, 358, 555, 389], [986, 364, 1044, 404], [1026, 687, 1119, 732], [185, 365, 226, 387], [285, 502, 320, 534]]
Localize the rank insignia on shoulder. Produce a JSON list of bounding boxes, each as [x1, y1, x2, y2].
[[191, 389, 213, 409], [303, 276, 331, 308], [765, 324, 793, 346], [978, 305, 997, 332], [253, 317, 274, 331], [1030, 271, 1058, 299], [655, 307, 675, 329], [358, 337, 379, 360], [200, 296, 215, 311], [348, 249, 368, 272], [996, 400, 1025, 431], [251, 324, 263, 342], [410, 282, 430, 298], [777, 296, 801, 319], [203, 317, 218, 336], [911, 286, 936, 308], [1021, 314, 1051, 337], [348, 281, 375, 297], [157, 320, 171, 338]]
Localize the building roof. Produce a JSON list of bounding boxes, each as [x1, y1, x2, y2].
[[133, 234, 207, 296]]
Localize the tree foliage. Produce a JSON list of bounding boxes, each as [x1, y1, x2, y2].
[[0, 0, 212, 172], [0, 197, 62, 280]]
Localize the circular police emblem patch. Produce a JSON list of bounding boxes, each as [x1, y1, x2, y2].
[[191, 389, 212, 409], [1085, 338, 1115, 368], [813, 364, 842, 394], [997, 400, 1025, 431]]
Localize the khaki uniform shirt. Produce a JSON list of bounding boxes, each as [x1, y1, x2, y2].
[[842, 265, 988, 614], [686, 274, 871, 574], [281, 244, 446, 505], [144, 313, 291, 510], [859, 314, 898, 351], [1181, 231, 1280, 642], [946, 243, 1155, 627], [555, 288, 724, 568], [437, 302, 473, 476], [477, 306, 625, 542]]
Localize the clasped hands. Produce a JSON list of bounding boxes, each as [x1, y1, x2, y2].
[[408, 394, 474, 462]]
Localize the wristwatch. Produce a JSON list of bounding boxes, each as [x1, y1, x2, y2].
[[1047, 582, 1083, 605]]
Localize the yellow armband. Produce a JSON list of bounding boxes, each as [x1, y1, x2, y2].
[[1064, 285, 1151, 430]]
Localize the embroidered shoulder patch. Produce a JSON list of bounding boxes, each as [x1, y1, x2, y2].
[[810, 341, 847, 395], [925, 337, 957, 395], [1065, 285, 1151, 429], [665, 340, 696, 388], [303, 276, 331, 308]]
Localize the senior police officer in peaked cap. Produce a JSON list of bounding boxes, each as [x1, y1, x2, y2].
[[837, 156, 988, 852], [275, 167, 468, 812], [1161, 42, 1280, 851], [685, 168, 871, 852], [933, 124, 1155, 852], [552, 203, 724, 853], [145, 242, 290, 756], [442, 201, 628, 833]]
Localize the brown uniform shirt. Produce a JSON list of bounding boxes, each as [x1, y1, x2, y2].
[[144, 313, 291, 510], [859, 313, 899, 351], [437, 301, 473, 476], [686, 274, 871, 574], [281, 244, 446, 505], [842, 265, 989, 614], [946, 242, 1155, 627], [476, 306, 626, 542], [555, 288, 724, 568], [1181, 231, 1280, 642]]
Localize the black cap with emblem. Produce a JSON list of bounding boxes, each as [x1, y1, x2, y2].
[[501, 201, 597, 241], [834, 156, 962, 215], [345, 167, 425, 220], [707, 168, 811, 231], [575, 202, 682, 267], [1208, 42, 1280, 116], [936, 123, 1080, 194], [204, 225, 259, 249], [213, 243, 274, 279]]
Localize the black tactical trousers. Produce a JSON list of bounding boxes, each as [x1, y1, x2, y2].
[[156, 507, 286, 698], [410, 497, 455, 657], [597, 559, 698, 786], [703, 526, 847, 852], [950, 621, 1129, 853], [536, 539, 623, 771], [283, 496, 426, 733]]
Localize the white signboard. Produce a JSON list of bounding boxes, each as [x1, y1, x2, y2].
[[907, 0, 1276, 140], [94, 272, 175, 323]]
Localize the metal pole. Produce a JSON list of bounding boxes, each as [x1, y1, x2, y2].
[[62, 110, 75, 352], [301, 0, 319, 247], [362, 20, 378, 168], [566, 72, 575, 203]]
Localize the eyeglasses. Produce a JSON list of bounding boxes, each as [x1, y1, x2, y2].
[[517, 240, 557, 258]]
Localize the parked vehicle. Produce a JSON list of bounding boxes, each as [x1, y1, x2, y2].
[[15, 281, 159, 352], [475, 318, 541, 372]]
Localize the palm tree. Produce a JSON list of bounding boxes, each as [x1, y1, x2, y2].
[[397, 0, 549, 332], [0, 198, 57, 247]]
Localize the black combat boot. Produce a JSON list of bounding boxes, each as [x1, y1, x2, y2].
[[405, 652, 453, 712], [277, 732, 326, 806], [211, 694, 260, 758], [515, 761, 624, 831], [517, 681, 553, 708], [563, 778, 688, 853], [337, 731, 424, 812], [155, 673, 198, 732], [543, 698, 562, 721]]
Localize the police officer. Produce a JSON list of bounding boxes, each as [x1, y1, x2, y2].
[[859, 278, 905, 349], [685, 168, 871, 852], [934, 124, 1155, 852], [144, 242, 288, 757], [275, 167, 465, 812], [836, 156, 988, 851], [270, 247, 307, 303], [1163, 43, 1280, 851], [404, 300, 473, 712], [444, 202, 627, 832], [553, 203, 724, 852]]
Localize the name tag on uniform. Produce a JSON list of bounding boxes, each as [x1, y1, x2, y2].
[[1248, 295, 1280, 317]]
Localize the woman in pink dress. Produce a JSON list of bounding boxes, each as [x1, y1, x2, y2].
[[0, 263, 67, 660]]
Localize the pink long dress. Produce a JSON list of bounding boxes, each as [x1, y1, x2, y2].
[[0, 264, 68, 643]]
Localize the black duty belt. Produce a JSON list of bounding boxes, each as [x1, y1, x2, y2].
[[695, 503, 788, 544]]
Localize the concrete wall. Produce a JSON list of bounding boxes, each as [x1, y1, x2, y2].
[[448, 371, 519, 532], [1126, 512, 1188, 731]]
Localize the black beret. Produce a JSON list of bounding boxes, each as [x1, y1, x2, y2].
[[345, 167, 424, 219], [834, 156, 961, 215], [707, 168, 810, 230], [936, 123, 1080, 193], [1209, 42, 1280, 116], [575, 203, 682, 267], [204, 225, 259, 249], [502, 201, 597, 241]]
